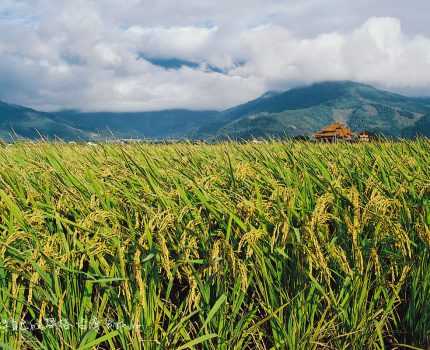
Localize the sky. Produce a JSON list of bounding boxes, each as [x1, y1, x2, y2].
[[0, 0, 430, 112]]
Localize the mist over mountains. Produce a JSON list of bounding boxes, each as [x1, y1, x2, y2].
[[1, 81, 429, 141]]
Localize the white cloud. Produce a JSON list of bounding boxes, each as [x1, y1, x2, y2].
[[344, 18, 430, 88], [0, 0, 430, 112], [229, 17, 430, 92]]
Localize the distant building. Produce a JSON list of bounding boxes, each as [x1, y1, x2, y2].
[[358, 131, 370, 142], [314, 123, 353, 142]]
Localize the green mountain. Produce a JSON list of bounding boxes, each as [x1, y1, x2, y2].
[[1, 81, 429, 140], [199, 81, 430, 139], [0, 101, 93, 140]]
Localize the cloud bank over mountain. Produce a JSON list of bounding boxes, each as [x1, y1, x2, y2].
[[0, 0, 430, 111]]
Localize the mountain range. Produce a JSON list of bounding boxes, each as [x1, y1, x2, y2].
[[1, 81, 429, 141]]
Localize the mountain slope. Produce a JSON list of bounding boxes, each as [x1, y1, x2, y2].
[[199, 81, 430, 138], [402, 114, 430, 137], [0, 101, 93, 140]]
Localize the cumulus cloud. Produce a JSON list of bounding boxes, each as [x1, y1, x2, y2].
[[232, 17, 430, 91], [0, 0, 429, 111]]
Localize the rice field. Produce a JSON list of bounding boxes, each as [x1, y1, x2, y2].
[[0, 140, 429, 349]]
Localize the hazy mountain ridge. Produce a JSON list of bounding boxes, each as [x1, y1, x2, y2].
[[52, 110, 219, 139], [1, 81, 429, 140], [0, 101, 93, 140]]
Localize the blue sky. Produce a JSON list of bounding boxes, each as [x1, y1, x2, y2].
[[0, 0, 430, 111]]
